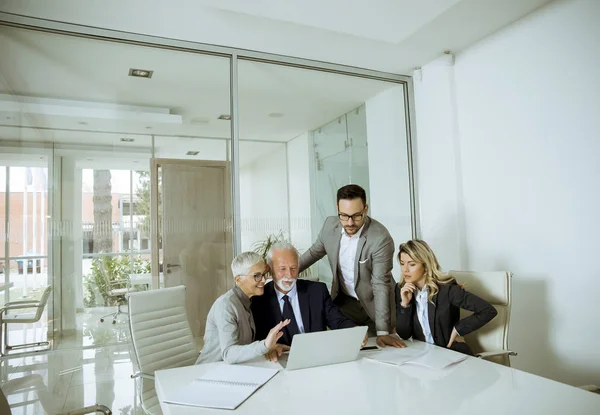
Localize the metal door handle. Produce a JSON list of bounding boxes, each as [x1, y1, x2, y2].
[[166, 263, 180, 268]]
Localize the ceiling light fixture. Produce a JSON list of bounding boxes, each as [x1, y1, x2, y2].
[[120, 138, 135, 143], [218, 115, 231, 120], [186, 151, 200, 156], [268, 113, 284, 118], [0, 94, 182, 124], [129, 68, 153, 78]]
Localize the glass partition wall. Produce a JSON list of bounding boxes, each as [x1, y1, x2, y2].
[[0, 19, 415, 353]]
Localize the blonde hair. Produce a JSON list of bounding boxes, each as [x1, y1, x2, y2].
[[398, 240, 456, 304]]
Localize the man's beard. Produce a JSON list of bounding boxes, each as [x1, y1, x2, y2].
[[275, 278, 296, 292]]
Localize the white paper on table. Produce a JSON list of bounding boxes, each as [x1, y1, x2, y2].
[[404, 347, 468, 370], [365, 347, 427, 365], [163, 364, 279, 409]]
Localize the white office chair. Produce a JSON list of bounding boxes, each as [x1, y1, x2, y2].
[[98, 262, 137, 324], [448, 270, 517, 366], [128, 285, 198, 415], [0, 286, 52, 356]]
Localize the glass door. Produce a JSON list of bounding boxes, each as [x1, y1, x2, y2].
[[310, 106, 371, 287], [0, 154, 53, 352]]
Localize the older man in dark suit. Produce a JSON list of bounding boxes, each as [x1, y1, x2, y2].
[[252, 242, 362, 359]]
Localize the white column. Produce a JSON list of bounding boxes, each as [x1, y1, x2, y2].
[[60, 158, 81, 330], [32, 183, 38, 290], [365, 85, 412, 281], [23, 171, 28, 297]]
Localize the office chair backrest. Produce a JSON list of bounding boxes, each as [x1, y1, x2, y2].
[[128, 285, 198, 414], [35, 286, 53, 320], [448, 270, 512, 366]]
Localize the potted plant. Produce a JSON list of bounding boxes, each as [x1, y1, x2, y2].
[[250, 232, 317, 281]]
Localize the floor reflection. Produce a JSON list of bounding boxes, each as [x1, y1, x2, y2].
[[1, 344, 143, 414]]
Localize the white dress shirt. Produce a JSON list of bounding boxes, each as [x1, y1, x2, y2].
[[415, 286, 435, 344], [338, 225, 388, 336], [338, 225, 365, 300], [275, 284, 305, 334]]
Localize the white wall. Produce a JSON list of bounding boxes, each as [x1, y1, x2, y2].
[[415, 0, 600, 386], [413, 55, 466, 271], [366, 86, 414, 281], [287, 133, 312, 251], [239, 143, 289, 251]]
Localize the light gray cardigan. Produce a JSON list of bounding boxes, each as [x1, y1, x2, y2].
[[196, 285, 269, 364]]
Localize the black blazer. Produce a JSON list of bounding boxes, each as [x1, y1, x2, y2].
[[252, 279, 356, 346], [395, 281, 497, 348]]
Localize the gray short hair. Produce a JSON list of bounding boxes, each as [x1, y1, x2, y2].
[[231, 251, 264, 277], [266, 241, 299, 266]]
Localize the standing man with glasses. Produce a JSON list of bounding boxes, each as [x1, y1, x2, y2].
[[299, 185, 405, 348]]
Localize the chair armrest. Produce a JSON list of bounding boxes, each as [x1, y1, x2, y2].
[[107, 280, 130, 289], [131, 371, 155, 380], [4, 300, 40, 305], [477, 350, 518, 359], [57, 404, 112, 415], [1, 303, 41, 314]]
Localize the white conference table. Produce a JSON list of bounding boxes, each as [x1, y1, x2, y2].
[[155, 339, 599, 415]]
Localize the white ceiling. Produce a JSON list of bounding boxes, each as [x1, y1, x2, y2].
[[0, 0, 555, 73], [202, 0, 463, 44], [0, 0, 555, 162], [0, 25, 397, 146]]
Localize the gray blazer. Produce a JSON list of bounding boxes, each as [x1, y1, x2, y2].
[[196, 285, 268, 365], [299, 216, 396, 333]]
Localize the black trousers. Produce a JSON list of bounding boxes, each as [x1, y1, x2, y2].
[[334, 291, 376, 336], [449, 341, 474, 356]]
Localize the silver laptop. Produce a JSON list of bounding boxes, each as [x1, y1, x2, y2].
[[280, 326, 368, 371]]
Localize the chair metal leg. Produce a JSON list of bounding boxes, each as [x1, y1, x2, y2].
[[99, 303, 129, 324], [0, 321, 5, 357], [1, 322, 51, 356]]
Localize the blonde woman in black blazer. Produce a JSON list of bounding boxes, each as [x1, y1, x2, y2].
[[395, 240, 497, 355]]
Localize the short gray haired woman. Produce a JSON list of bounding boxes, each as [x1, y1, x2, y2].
[[196, 251, 290, 364]]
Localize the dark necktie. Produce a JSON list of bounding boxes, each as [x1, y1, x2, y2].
[[282, 295, 300, 345]]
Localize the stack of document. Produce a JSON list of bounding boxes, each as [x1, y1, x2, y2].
[[163, 364, 279, 409], [366, 346, 468, 370]]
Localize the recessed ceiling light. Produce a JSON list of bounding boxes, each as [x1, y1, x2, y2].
[[78, 121, 88, 125], [218, 115, 231, 121], [268, 113, 284, 118], [186, 151, 200, 156], [120, 138, 135, 143], [87, 158, 93, 161], [190, 117, 210, 125], [145, 126, 153, 130], [129, 68, 153, 78], [6, 116, 13, 120]]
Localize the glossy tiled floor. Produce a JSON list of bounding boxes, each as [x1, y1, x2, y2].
[[2, 344, 144, 414], [2, 308, 143, 414]]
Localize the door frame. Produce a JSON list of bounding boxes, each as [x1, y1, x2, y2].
[[150, 158, 232, 290]]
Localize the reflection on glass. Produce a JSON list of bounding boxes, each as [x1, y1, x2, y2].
[[0, 164, 49, 306], [239, 60, 412, 287], [81, 169, 152, 312], [0, 166, 5, 258]]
